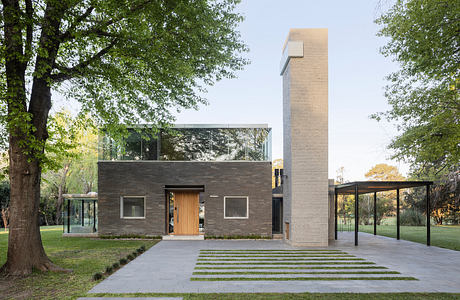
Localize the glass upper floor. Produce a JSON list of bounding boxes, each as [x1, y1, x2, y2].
[[99, 124, 272, 161]]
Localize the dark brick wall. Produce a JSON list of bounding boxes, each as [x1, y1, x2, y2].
[[98, 161, 272, 237]]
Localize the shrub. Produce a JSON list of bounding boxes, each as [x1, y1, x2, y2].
[[127, 254, 134, 260], [400, 210, 426, 226], [105, 266, 113, 274], [140, 245, 146, 251], [136, 247, 143, 254], [119, 258, 128, 265], [132, 252, 138, 257], [93, 272, 103, 281], [112, 262, 119, 269]]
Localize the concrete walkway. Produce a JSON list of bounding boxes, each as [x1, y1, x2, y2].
[[90, 232, 460, 293]]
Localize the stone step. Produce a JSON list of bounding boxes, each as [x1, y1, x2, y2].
[[162, 235, 204, 241]]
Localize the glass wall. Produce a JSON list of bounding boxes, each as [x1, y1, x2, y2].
[[99, 125, 272, 161], [63, 198, 98, 234]]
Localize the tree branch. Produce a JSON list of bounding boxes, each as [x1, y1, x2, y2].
[[59, 5, 94, 41], [24, 0, 33, 61], [60, 0, 154, 42], [51, 39, 118, 83]]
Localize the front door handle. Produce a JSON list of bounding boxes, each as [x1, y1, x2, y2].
[[176, 206, 179, 223]]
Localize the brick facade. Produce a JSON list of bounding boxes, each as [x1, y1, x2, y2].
[[282, 29, 329, 246], [98, 161, 272, 237]]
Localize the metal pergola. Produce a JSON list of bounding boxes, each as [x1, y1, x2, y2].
[[334, 181, 433, 246]]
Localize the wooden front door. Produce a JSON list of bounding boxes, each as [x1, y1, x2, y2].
[[173, 192, 199, 235]]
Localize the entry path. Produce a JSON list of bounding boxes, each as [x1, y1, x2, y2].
[[89, 232, 460, 293]]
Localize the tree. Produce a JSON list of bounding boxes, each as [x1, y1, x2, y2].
[[365, 164, 405, 224], [1, 0, 247, 275], [372, 0, 460, 174]]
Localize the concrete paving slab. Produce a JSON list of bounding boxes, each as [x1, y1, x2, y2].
[[89, 232, 460, 293]]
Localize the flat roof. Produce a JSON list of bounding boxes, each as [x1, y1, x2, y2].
[[126, 124, 270, 129], [335, 181, 433, 195]]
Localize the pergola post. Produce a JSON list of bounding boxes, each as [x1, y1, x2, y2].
[[396, 188, 400, 240], [93, 200, 97, 233], [81, 200, 85, 227], [373, 192, 377, 235], [427, 184, 431, 246], [355, 184, 359, 246], [67, 199, 70, 233], [335, 191, 338, 240]]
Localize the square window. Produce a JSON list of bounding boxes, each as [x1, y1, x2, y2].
[[121, 196, 145, 218], [224, 196, 248, 219]]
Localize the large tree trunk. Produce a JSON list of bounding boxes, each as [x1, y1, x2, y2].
[[1, 0, 69, 275], [2, 81, 68, 275]]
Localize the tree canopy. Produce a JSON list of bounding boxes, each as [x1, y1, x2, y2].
[[373, 0, 460, 175], [1, 0, 247, 275]]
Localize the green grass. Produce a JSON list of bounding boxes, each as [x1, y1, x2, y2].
[[193, 271, 400, 275], [194, 266, 388, 270], [190, 277, 418, 281], [0, 226, 159, 299], [197, 258, 364, 261], [355, 225, 460, 251], [89, 293, 460, 300], [199, 255, 354, 257], [197, 262, 375, 265], [200, 249, 339, 252]]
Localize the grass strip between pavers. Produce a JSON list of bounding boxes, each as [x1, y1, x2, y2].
[[194, 266, 388, 270], [200, 252, 348, 255], [199, 255, 355, 258], [197, 262, 375, 265], [200, 249, 341, 252], [193, 271, 400, 275], [197, 258, 364, 261], [190, 276, 418, 281]]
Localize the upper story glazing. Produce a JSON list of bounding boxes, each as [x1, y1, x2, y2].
[[99, 124, 272, 162]]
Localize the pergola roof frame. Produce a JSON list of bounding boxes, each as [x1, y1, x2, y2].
[[334, 181, 433, 247]]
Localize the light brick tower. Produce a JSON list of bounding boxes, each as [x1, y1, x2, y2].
[[280, 29, 329, 247]]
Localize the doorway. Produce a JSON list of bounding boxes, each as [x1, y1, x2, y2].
[[169, 191, 199, 235]]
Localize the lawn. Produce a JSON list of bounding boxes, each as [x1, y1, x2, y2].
[[357, 225, 460, 251], [0, 226, 159, 299]]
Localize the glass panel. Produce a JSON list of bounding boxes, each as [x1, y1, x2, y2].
[[123, 197, 145, 218], [168, 193, 174, 233], [64, 199, 98, 233], [199, 193, 205, 233], [272, 198, 282, 233], [100, 126, 271, 161], [225, 197, 248, 218]]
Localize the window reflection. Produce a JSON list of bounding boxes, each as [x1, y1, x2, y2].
[[99, 126, 271, 161]]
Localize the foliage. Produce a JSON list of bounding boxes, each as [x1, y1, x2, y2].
[[365, 163, 405, 181], [400, 209, 426, 226], [40, 110, 98, 225], [373, 0, 460, 173], [1, 0, 247, 274]]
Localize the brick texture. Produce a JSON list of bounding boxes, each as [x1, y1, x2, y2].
[[98, 161, 272, 237], [282, 29, 329, 246]]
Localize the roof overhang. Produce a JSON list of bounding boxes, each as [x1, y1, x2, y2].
[[335, 181, 433, 195]]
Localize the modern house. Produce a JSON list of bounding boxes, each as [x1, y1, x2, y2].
[[64, 28, 333, 245], [97, 125, 274, 238]]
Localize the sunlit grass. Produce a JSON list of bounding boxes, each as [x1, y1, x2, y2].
[[0, 226, 159, 299]]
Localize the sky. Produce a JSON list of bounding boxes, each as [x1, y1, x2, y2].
[[170, 0, 409, 181], [52, 0, 409, 181]]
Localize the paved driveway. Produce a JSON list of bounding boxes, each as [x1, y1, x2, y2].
[[90, 232, 460, 293]]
